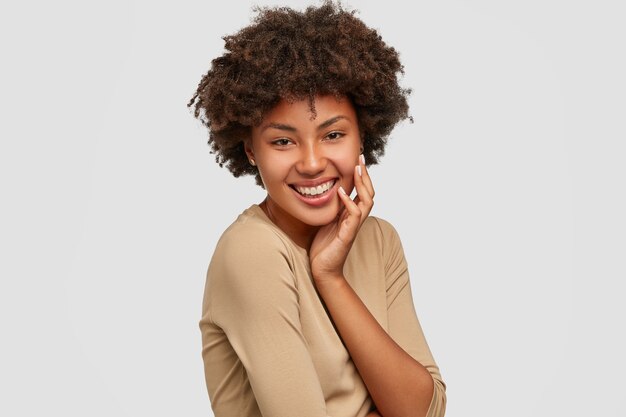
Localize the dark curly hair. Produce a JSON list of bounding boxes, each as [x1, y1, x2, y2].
[[188, 1, 411, 186]]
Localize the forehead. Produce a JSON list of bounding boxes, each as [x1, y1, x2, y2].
[[261, 95, 357, 126]]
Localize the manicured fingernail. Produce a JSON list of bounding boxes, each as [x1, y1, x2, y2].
[[339, 186, 346, 195], [359, 154, 365, 165], [356, 165, 362, 176]]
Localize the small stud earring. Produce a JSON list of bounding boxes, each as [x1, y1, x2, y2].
[[249, 159, 256, 166]]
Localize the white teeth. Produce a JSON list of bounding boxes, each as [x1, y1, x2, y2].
[[294, 180, 335, 197]]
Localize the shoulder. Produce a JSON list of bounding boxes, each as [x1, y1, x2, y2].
[[207, 209, 294, 292], [205, 208, 298, 310], [212, 212, 293, 270], [357, 215, 403, 247], [218, 214, 287, 252], [348, 215, 403, 260], [352, 216, 407, 273]]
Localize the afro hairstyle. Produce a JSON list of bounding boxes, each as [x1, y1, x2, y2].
[[188, 1, 412, 186]]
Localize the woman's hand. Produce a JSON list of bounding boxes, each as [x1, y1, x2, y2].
[[309, 155, 375, 284]]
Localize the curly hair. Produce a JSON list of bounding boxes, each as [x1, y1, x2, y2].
[[188, 1, 411, 186]]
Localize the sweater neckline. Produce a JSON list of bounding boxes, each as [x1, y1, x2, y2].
[[246, 204, 310, 258]]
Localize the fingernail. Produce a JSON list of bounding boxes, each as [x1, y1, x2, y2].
[[356, 165, 362, 176], [339, 186, 346, 195], [359, 154, 365, 165]]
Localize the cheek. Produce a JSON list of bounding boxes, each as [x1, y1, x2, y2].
[[333, 153, 359, 177], [331, 156, 358, 192], [257, 154, 293, 183]]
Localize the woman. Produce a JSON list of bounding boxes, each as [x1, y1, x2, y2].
[[189, 2, 446, 416]]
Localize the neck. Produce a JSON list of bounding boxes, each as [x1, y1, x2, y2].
[[260, 198, 319, 251]]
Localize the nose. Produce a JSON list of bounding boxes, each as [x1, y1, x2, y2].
[[295, 143, 327, 176]]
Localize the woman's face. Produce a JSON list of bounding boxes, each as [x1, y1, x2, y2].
[[247, 94, 362, 231]]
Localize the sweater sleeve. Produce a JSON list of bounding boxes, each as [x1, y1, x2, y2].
[[203, 224, 330, 417], [376, 218, 447, 417]]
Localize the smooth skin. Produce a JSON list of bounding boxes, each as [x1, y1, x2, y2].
[[247, 95, 362, 249], [245, 95, 434, 417]]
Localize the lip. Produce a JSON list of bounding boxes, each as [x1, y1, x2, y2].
[[289, 177, 338, 188], [289, 178, 339, 207]]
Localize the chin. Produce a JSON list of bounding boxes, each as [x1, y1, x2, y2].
[[297, 201, 342, 227]]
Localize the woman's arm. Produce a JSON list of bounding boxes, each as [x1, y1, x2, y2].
[[202, 225, 331, 417], [314, 277, 435, 417], [309, 160, 444, 417], [378, 218, 447, 417]]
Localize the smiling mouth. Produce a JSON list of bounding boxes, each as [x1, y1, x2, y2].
[[289, 179, 337, 198]]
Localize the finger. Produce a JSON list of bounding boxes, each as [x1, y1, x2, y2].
[[335, 201, 347, 220], [358, 154, 375, 199], [353, 164, 373, 220], [351, 194, 366, 224], [338, 186, 362, 234], [339, 186, 361, 218]]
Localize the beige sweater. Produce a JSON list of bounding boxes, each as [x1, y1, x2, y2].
[[199, 205, 446, 417]]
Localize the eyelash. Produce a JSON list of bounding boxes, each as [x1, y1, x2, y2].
[[271, 138, 292, 146], [270, 131, 344, 147], [325, 131, 344, 141]]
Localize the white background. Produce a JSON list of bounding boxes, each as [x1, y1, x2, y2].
[[1, 0, 625, 416]]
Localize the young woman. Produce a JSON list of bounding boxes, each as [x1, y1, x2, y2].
[[189, 3, 446, 417]]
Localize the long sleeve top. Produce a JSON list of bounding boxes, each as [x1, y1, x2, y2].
[[199, 204, 446, 417]]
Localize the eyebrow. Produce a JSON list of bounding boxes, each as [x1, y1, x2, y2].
[[261, 116, 348, 133]]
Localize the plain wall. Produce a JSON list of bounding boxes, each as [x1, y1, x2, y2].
[[1, 0, 624, 416]]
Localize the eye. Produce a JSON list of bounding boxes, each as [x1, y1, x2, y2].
[[271, 138, 293, 147], [325, 131, 345, 141]]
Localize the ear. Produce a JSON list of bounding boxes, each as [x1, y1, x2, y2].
[[243, 139, 256, 166]]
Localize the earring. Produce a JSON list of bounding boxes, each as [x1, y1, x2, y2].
[[249, 158, 256, 166]]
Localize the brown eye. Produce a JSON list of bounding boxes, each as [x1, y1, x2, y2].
[[326, 131, 344, 141], [272, 138, 292, 146]]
